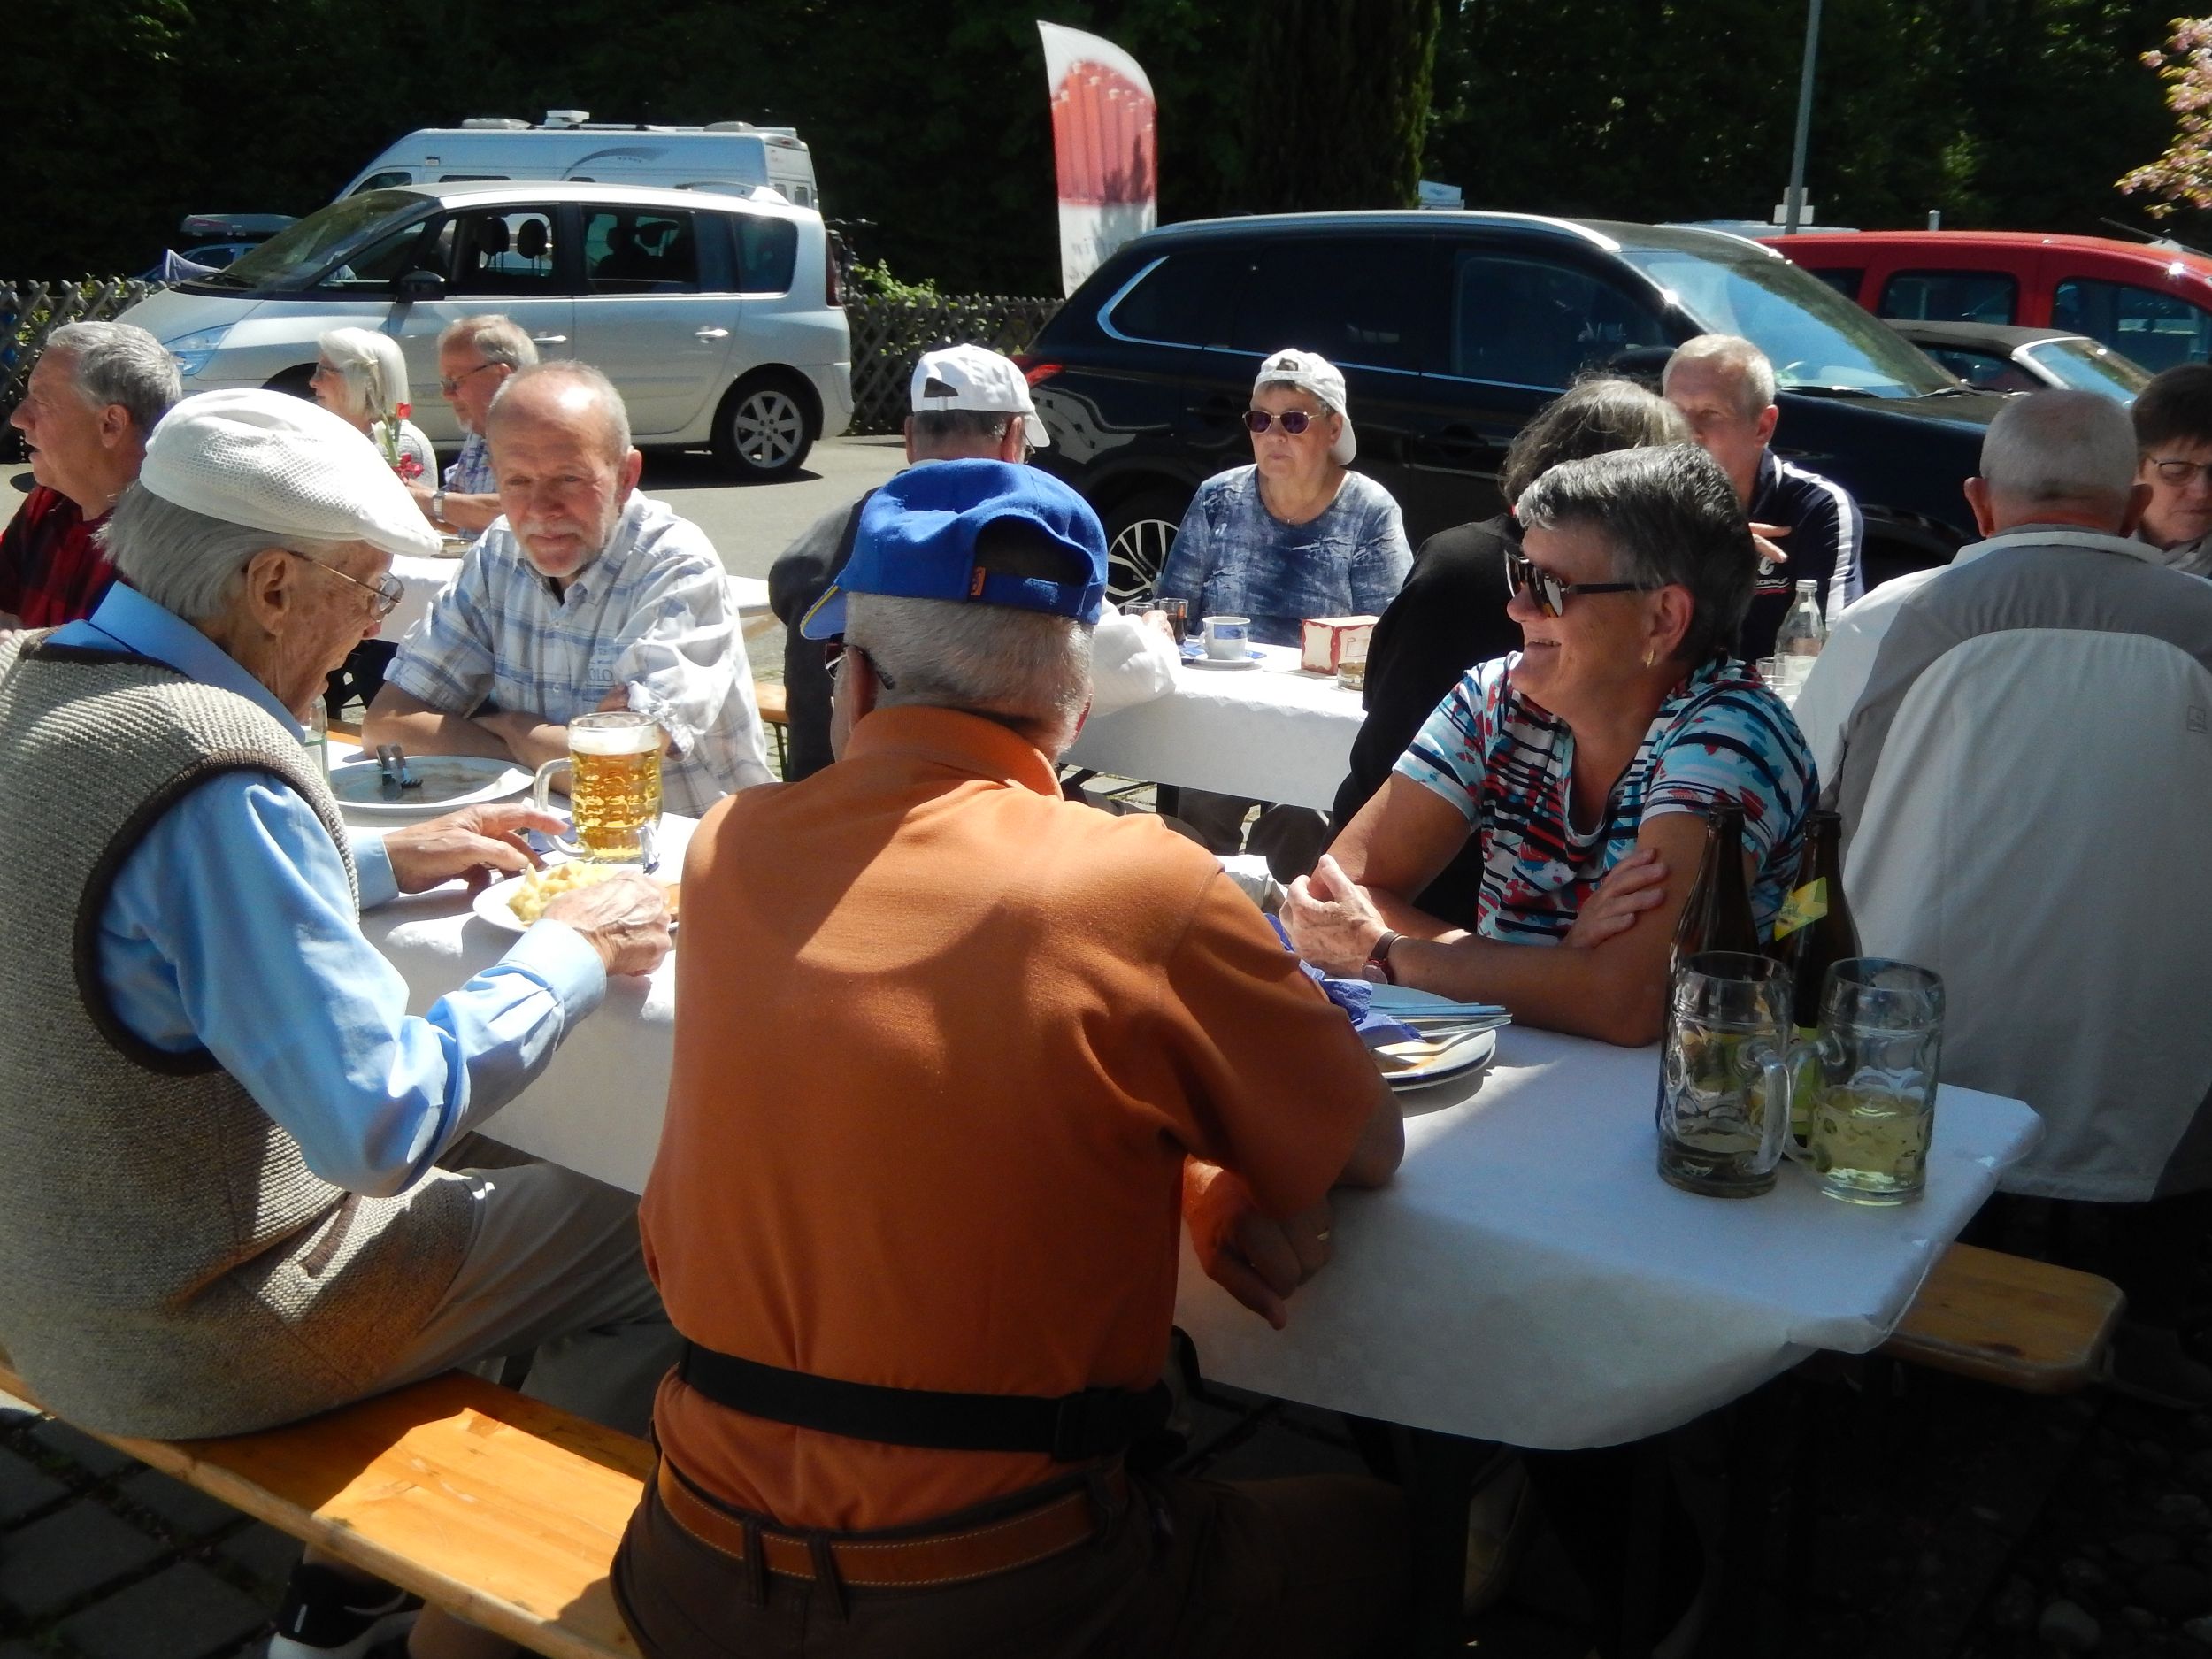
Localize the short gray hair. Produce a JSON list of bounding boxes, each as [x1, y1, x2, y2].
[[485, 360, 632, 462], [42, 321, 180, 434], [1499, 377, 1690, 504], [317, 327, 411, 421], [1981, 389, 2138, 509], [845, 592, 1092, 752], [1663, 334, 1777, 418], [101, 483, 351, 625], [909, 409, 1012, 449], [1517, 444, 1756, 666], [438, 313, 539, 372]]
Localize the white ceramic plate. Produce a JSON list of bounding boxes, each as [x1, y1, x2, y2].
[[1181, 651, 1263, 671], [471, 863, 674, 933], [330, 755, 534, 818], [1375, 1026, 1498, 1088]]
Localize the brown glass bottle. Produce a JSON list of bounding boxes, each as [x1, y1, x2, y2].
[[1669, 805, 1759, 981], [1770, 809, 1860, 1029]]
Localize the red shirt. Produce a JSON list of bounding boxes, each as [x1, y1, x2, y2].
[[1, 487, 114, 628]]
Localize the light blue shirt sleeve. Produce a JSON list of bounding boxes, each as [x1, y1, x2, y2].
[[98, 773, 606, 1197]]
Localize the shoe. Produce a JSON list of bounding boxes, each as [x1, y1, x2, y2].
[[265, 1563, 421, 1659], [1463, 1449, 1535, 1616]]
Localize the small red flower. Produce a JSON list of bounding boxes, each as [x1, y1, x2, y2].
[[396, 402, 412, 419], [395, 453, 426, 481]]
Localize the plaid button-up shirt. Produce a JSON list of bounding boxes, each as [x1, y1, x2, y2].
[[386, 493, 772, 813], [442, 431, 495, 496]]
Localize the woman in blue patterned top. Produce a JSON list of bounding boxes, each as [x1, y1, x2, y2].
[[1284, 445, 1815, 1047]]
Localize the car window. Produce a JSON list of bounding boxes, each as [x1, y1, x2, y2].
[[733, 216, 798, 294], [211, 191, 426, 291], [318, 219, 444, 292], [1805, 267, 1863, 301], [2052, 277, 2212, 374], [1920, 345, 2036, 395], [584, 210, 703, 293], [351, 170, 412, 195], [1447, 251, 1666, 388], [1879, 270, 2018, 324], [1102, 250, 1238, 348], [2018, 335, 2154, 399], [447, 210, 565, 296], [1224, 240, 1435, 372]]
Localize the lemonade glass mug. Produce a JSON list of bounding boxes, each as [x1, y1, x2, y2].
[[1655, 951, 1797, 1197], [1799, 959, 1945, 1206], [531, 710, 664, 865]]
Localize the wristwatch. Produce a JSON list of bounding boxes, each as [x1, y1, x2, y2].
[[1361, 929, 1402, 985], [431, 488, 448, 524]]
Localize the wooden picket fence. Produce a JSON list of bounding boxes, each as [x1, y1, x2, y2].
[[844, 295, 1063, 434], [0, 281, 1059, 447], [1, 279, 164, 447]]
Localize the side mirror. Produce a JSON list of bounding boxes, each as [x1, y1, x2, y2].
[[395, 269, 447, 303]]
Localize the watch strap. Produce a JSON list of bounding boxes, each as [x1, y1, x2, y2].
[[1364, 929, 1402, 986]]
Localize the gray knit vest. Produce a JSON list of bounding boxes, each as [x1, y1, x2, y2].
[[0, 634, 473, 1437]]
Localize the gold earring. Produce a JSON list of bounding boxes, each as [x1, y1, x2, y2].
[[1642, 649, 1656, 669]]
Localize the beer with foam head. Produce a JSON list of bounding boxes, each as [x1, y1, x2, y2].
[[534, 711, 663, 864]]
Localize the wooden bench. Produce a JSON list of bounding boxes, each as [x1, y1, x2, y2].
[[0, 1358, 641, 1659], [755, 678, 788, 772], [1878, 1240, 2124, 1393]]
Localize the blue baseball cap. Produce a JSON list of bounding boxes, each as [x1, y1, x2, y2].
[[800, 459, 1108, 641]]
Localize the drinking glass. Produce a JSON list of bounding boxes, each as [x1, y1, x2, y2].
[[1655, 951, 1796, 1197], [1800, 959, 1945, 1205], [1336, 628, 1370, 692], [1151, 597, 1189, 645], [532, 710, 663, 864]]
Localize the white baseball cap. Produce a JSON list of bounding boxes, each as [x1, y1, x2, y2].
[[910, 344, 1049, 449], [1254, 349, 1356, 465], [140, 388, 442, 559]]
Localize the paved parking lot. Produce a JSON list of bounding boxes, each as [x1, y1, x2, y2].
[[639, 434, 906, 581]]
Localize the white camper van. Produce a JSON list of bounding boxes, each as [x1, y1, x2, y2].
[[336, 112, 820, 210]]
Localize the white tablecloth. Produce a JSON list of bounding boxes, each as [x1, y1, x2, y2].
[[1061, 643, 1364, 810], [356, 844, 2039, 1449], [382, 559, 773, 650]]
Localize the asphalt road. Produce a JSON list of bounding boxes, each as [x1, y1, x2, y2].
[[638, 434, 907, 580]]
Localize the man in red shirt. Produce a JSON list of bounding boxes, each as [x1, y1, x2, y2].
[[3, 321, 179, 629]]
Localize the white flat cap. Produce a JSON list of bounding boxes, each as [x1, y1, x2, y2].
[[140, 388, 442, 559]]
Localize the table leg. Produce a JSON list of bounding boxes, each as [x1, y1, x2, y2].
[[1401, 1426, 1482, 1657]]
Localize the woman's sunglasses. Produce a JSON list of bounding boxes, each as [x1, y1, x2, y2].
[[1244, 409, 1326, 435], [1502, 549, 1647, 618]]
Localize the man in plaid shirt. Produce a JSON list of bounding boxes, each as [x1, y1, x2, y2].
[[362, 362, 772, 812]]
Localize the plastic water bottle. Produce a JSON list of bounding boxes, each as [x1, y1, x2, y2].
[[1774, 580, 1826, 699]]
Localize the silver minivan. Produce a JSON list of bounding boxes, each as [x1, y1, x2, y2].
[[119, 181, 852, 479]]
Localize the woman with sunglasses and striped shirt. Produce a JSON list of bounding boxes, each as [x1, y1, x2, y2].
[[1283, 444, 1814, 1048]]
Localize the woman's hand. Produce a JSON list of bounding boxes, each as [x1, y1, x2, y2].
[[1562, 847, 1671, 949], [1282, 853, 1389, 976]]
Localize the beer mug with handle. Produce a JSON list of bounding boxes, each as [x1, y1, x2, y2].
[[1655, 950, 1796, 1197], [532, 710, 664, 865], [1798, 959, 1945, 1206]]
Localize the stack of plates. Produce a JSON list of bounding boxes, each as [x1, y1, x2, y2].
[[1366, 985, 1506, 1088]]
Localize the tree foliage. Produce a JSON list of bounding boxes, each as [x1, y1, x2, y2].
[[1240, 0, 1443, 211], [2120, 18, 2212, 215]]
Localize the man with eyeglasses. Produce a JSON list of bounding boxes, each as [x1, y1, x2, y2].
[[0, 389, 683, 1657], [407, 313, 541, 537], [2131, 362, 2212, 577]]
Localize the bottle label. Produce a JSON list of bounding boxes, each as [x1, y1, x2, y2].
[[1772, 877, 1829, 942]]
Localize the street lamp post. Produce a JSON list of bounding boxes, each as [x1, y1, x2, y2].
[[1784, 0, 1824, 235]]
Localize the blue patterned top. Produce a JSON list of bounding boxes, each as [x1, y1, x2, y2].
[[1395, 654, 1816, 941], [1156, 466, 1411, 647]]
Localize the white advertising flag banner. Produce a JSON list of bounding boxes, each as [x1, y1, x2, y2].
[[1038, 20, 1157, 297]]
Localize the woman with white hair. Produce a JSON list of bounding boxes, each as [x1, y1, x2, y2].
[[311, 326, 437, 486]]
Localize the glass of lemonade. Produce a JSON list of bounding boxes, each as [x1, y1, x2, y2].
[[1801, 959, 1945, 1205], [532, 710, 664, 864]]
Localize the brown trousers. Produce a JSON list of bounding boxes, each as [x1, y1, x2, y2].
[[612, 1464, 1409, 1659]]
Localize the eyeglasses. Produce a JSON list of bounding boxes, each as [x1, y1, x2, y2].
[[2150, 456, 2212, 487], [282, 549, 403, 619], [439, 361, 501, 396], [821, 636, 898, 691], [1244, 409, 1325, 436], [1502, 549, 1648, 618]]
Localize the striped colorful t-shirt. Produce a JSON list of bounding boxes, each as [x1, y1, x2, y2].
[[1395, 654, 1816, 941]]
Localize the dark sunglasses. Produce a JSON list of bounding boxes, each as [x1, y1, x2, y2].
[[1244, 409, 1325, 435], [1502, 549, 1647, 618], [821, 636, 898, 691]]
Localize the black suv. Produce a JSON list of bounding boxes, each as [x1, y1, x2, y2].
[[1021, 211, 2003, 600]]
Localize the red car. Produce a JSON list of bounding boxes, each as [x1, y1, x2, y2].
[[1763, 230, 2212, 373]]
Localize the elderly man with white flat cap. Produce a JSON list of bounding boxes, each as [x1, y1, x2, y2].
[[0, 389, 676, 1659]]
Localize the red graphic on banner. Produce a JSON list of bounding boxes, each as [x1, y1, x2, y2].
[[1049, 62, 1156, 207]]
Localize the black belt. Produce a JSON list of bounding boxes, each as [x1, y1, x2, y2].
[[676, 1341, 1172, 1463]]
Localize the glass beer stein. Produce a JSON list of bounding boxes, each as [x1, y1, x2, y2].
[[1655, 951, 1797, 1197], [1799, 959, 1945, 1206], [532, 710, 664, 865]]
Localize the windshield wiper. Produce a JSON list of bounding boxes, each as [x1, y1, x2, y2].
[[1919, 384, 1984, 398], [1783, 383, 1883, 399], [189, 271, 257, 289]]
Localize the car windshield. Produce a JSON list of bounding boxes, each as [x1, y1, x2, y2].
[[1605, 227, 1957, 399], [2020, 336, 2153, 401], [190, 191, 430, 291]]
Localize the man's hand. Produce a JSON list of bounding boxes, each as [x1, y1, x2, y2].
[[1184, 1162, 1333, 1331], [541, 872, 672, 977], [1282, 852, 1389, 976], [1562, 847, 1670, 949], [382, 803, 563, 893], [1139, 609, 1177, 640], [1752, 521, 1790, 570]]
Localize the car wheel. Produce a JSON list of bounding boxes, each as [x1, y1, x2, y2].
[[1102, 487, 1190, 606], [265, 365, 316, 400], [713, 374, 815, 480]]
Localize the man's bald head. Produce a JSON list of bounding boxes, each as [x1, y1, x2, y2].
[[484, 361, 632, 465], [1972, 390, 2144, 537]]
